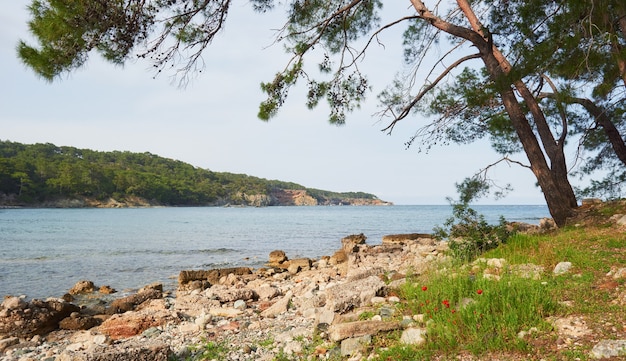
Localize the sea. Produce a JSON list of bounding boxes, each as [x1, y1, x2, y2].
[[0, 205, 549, 299]]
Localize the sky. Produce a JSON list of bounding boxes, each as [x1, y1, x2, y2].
[[0, 1, 553, 205]]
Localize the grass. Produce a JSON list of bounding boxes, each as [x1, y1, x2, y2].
[[371, 201, 626, 360]]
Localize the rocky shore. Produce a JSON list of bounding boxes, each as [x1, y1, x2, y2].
[[1, 232, 448, 361], [3, 209, 625, 361]]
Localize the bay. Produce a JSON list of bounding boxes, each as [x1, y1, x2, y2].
[[0, 205, 549, 299]]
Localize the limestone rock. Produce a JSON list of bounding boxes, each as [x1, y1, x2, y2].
[[69, 280, 96, 295], [59, 313, 100, 330], [400, 327, 427, 345], [260, 291, 293, 318], [325, 275, 386, 313], [341, 335, 371, 356], [268, 250, 288, 265], [106, 288, 162, 314], [328, 320, 401, 342], [59, 344, 171, 361], [381, 233, 433, 245], [589, 339, 626, 359], [99, 309, 175, 340], [204, 285, 255, 303], [553, 261, 573, 275], [177, 267, 252, 290], [341, 233, 367, 253], [0, 297, 80, 338]]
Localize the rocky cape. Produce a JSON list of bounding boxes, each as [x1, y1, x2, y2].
[[0, 189, 392, 209]]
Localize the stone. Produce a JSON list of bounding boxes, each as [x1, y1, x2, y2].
[[589, 339, 626, 359], [99, 309, 175, 340], [328, 320, 401, 342], [553, 261, 573, 275], [59, 314, 100, 330], [0, 298, 80, 338], [1, 296, 27, 310], [325, 275, 386, 313], [69, 280, 96, 295], [208, 308, 243, 318], [400, 327, 427, 345], [204, 286, 255, 303], [233, 300, 247, 310], [381, 233, 433, 245], [106, 288, 162, 314], [178, 267, 252, 290], [260, 291, 293, 318], [268, 250, 288, 265], [60, 344, 172, 361], [98, 285, 116, 294], [0, 337, 19, 353], [341, 335, 371, 356], [254, 284, 281, 301], [341, 233, 367, 253]]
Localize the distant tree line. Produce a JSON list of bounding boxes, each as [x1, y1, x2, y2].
[[0, 141, 378, 206]]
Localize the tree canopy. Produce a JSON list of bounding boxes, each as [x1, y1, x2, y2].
[[17, 0, 626, 226], [0, 140, 381, 206]]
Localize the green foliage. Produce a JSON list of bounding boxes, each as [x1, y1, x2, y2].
[[398, 270, 557, 357], [0, 140, 379, 206], [434, 178, 512, 261], [186, 340, 229, 360]]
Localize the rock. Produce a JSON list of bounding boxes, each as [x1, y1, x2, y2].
[[59, 344, 172, 361], [341, 233, 367, 253], [178, 267, 252, 290], [260, 291, 293, 318], [69, 280, 96, 295], [204, 286, 255, 303], [329, 250, 348, 265], [381, 233, 433, 245], [341, 335, 371, 356], [553, 261, 573, 275], [106, 288, 162, 314], [0, 298, 80, 338], [99, 309, 175, 340], [289, 258, 312, 271], [254, 284, 281, 301], [589, 339, 626, 359], [0, 337, 19, 353], [512, 263, 545, 280], [98, 285, 116, 294], [1, 296, 27, 310], [328, 320, 401, 342], [208, 308, 243, 318], [233, 300, 247, 310], [268, 250, 288, 265], [400, 327, 427, 345], [59, 314, 100, 330], [325, 275, 386, 313]]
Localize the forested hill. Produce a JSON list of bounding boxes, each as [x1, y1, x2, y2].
[[0, 141, 390, 207]]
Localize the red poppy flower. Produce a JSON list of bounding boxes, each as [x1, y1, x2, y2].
[[422, 286, 428, 291], [442, 300, 450, 308], [477, 289, 483, 295]]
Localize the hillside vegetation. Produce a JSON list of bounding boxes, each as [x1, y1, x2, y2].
[[0, 141, 386, 207]]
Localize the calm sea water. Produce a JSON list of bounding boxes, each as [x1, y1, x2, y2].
[[0, 205, 549, 299]]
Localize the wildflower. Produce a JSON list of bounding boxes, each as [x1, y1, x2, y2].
[[477, 289, 483, 295], [442, 300, 450, 308], [422, 286, 428, 291]]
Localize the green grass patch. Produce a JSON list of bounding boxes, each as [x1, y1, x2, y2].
[[399, 268, 558, 357]]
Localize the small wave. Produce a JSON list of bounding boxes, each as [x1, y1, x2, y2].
[[195, 248, 238, 255]]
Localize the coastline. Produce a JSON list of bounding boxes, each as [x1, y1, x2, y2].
[[0, 232, 450, 360]]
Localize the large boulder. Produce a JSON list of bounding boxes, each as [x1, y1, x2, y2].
[[0, 296, 80, 338], [106, 288, 162, 314], [178, 267, 252, 290]]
